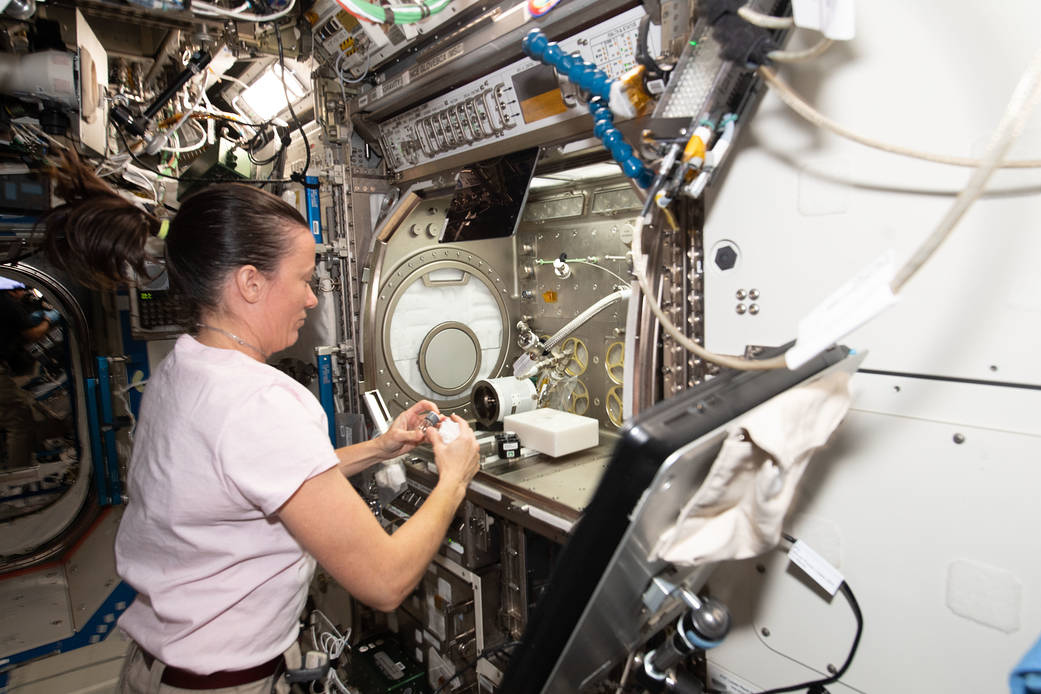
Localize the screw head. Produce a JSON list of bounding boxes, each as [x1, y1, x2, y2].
[[953, 433, 966, 444], [735, 303, 747, 315], [749, 288, 760, 300], [761, 627, 771, 637], [714, 245, 738, 271], [735, 289, 747, 300], [749, 303, 760, 315]]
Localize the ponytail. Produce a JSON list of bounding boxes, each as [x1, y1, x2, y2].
[[38, 150, 307, 328], [40, 149, 160, 289]]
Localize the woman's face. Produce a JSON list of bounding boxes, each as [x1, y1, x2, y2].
[[255, 225, 319, 354]]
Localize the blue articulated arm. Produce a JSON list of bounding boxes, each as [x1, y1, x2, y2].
[[522, 29, 654, 188]]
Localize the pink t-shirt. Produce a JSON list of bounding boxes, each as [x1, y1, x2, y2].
[[115, 334, 339, 674]]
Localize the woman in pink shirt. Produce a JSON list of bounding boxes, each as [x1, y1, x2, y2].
[[41, 151, 480, 694]]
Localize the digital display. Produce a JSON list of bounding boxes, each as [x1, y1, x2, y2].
[[511, 64, 567, 125], [139, 292, 153, 300]]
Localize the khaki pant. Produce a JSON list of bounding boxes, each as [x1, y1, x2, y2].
[[118, 640, 300, 694]]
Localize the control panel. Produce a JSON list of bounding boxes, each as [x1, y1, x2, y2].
[[128, 264, 187, 340], [376, 6, 657, 172], [129, 288, 186, 339]]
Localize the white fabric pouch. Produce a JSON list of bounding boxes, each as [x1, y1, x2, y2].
[[651, 369, 852, 566]]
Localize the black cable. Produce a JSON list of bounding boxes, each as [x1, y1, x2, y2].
[[200, 112, 268, 129], [2, 235, 45, 267], [636, 15, 666, 81], [752, 534, 864, 694], [639, 173, 666, 220], [431, 641, 521, 693], [273, 25, 320, 190], [248, 146, 283, 166]]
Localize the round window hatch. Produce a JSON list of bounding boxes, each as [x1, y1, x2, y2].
[[418, 321, 482, 396]]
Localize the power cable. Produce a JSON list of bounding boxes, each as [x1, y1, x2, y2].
[[274, 24, 320, 190], [758, 65, 1041, 169], [751, 534, 863, 694]]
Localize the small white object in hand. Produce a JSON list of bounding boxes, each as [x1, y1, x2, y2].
[[438, 419, 461, 444]]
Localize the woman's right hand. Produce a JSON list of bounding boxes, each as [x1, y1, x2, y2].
[[427, 414, 480, 490]]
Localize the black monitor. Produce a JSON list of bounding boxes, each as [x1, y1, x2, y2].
[[499, 343, 853, 693], [440, 148, 539, 243]]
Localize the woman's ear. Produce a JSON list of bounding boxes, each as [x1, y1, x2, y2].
[[232, 264, 265, 304]]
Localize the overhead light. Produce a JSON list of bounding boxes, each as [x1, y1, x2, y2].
[[239, 65, 305, 121]]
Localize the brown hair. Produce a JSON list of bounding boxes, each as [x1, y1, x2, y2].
[[40, 150, 307, 325]]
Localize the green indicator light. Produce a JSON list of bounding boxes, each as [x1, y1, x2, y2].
[[689, 40, 698, 47]]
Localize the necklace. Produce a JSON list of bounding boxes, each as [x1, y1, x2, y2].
[[196, 324, 267, 359]]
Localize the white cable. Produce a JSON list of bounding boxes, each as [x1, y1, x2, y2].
[[538, 257, 629, 285], [327, 669, 352, 693], [320, 631, 349, 659], [114, 387, 137, 445], [146, 86, 205, 155], [15, 121, 65, 149], [191, 0, 296, 22], [738, 5, 794, 29], [97, 152, 132, 178], [571, 259, 629, 285], [310, 609, 350, 658], [121, 168, 158, 202], [159, 121, 207, 153], [891, 40, 1041, 292], [513, 288, 631, 377], [768, 37, 834, 63], [644, 43, 1041, 368], [758, 66, 1041, 168], [212, 71, 253, 92], [334, 47, 372, 108], [193, 0, 249, 13], [631, 214, 788, 371], [117, 379, 148, 394]]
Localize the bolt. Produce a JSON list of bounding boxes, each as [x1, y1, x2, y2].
[[714, 245, 738, 271]]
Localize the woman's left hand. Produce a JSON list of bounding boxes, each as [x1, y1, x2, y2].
[[374, 400, 441, 459]]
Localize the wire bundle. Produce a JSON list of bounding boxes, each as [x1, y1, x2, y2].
[[332, 0, 452, 25], [190, 0, 297, 22]]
